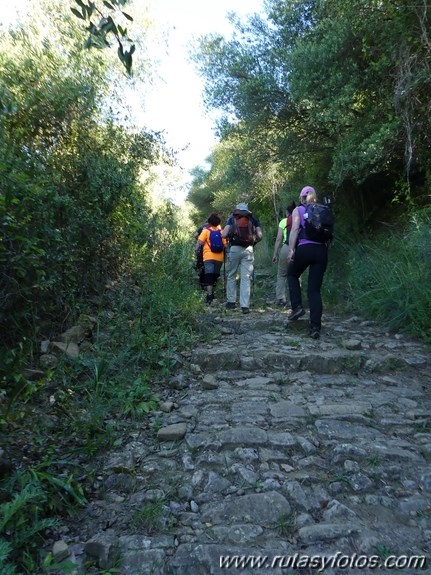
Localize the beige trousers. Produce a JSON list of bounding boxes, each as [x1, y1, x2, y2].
[[276, 243, 290, 304], [226, 245, 254, 308]]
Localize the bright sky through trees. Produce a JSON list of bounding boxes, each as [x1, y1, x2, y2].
[[140, 0, 264, 174], [2, 0, 264, 202]]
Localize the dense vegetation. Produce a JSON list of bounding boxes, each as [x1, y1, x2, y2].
[[0, 2, 201, 573], [0, 0, 430, 573], [188, 0, 431, 340]]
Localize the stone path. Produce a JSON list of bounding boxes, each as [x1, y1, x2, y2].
[[63, 299, 431, 575]]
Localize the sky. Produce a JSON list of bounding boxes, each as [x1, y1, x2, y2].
[[139, 0, 264, 174], [2, 0, 265, 202]]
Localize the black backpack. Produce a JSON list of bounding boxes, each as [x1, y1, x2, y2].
[[301, 203, 334, 243]]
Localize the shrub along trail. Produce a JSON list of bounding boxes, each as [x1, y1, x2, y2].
[[62, 291, 431, 575]]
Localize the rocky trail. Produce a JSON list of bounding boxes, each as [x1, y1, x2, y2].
[[59, 288, 431, 575]]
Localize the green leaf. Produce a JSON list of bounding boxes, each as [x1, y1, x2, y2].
[[124, 51, 133, 75], [83, 3, 95, 18], [121, 11, 133, 22], [70, 7, 85, 19], [103, 0, 115, 9]]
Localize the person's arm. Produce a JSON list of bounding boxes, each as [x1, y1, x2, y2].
[[287, 207, 301, 262], [254, 225, 263, 244], [195, 228, 207, 253], [272, 226, 283, 263], [221, 224, 231, 239]]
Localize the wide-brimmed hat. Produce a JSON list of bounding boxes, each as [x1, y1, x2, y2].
[[235, 203, 249, 211], [300, 186, 315, 197]]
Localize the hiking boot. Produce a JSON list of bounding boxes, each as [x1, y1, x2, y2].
[[309, 328, 320, 339], [241, 307, 250, 314], [276, 300, 286, 307], [226, 302, 236, 310], [206, 293, 214, 304], [287, 307, 305, 321]]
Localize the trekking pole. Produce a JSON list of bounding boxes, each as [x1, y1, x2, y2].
[[251, 267, 255, 302], [223, 248, 227, 292]]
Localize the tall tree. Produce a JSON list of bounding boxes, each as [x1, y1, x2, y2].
[[0, 0, 164, 341], [190, 0, 431, 219]]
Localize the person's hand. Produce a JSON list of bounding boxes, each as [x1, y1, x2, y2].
[[272, 255, 277, 264], [287, 248, 295, 262]]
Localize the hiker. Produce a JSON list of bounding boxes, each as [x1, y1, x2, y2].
[[194, 220, 209, 289], [221, 202, 263, 314], [194, 221, 208, 240], [287, 186, 333, 339], [272, 201, 296, 307], [195, 213, 226, 304]]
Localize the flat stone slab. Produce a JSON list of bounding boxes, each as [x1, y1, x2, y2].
[[157, 422, 187, 441], [308, 402, 372, 416], [298, 522, 360, 544], [200, 491, 291, 525], [267, 431, 297, 447], [51, 341, 80, 357], [315, 419, 386, 441], [269, 401, 307, 418], [217, 426, 268, 446], [170, 544, 286, 575]]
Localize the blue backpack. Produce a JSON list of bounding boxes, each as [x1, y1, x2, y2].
[[207, 227, 224, 253]]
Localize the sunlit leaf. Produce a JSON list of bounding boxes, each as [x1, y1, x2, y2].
[[70, 7, 85, 19], [121, 11, 133, 22]]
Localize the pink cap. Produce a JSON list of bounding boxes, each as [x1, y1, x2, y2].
[[300, 186, 315, 197]]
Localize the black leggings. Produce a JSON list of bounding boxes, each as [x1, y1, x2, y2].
[[287, 243, 328, 329], [203, 260, 223, 287]]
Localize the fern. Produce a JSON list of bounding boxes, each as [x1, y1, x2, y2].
[[0, 486, 41, 531], [0, 539, 18, 575], [0, 484, 57, 574], [10, 518, 57, 549]]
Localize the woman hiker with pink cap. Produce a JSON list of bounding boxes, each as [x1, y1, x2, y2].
[[286, 186, 329, 339]]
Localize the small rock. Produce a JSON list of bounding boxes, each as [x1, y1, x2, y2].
[[221, 326, 234, 335], [40, 340, 50, 353], [190, 364, 202, 375], [404, 355, 427, 367], [58, 325, 86, 344], [50, 341, 80, 358], [84, 534, 119, 569], [157, 423, 187, 441], [344, 459, 360, 472], [160, 401, 175, 413], [202, 374, 218, 390], [52, 540, 70, 563], [343, 339, 362, 350]]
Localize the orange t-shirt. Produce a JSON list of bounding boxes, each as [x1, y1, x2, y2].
[[198, 226, 226, 262]]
